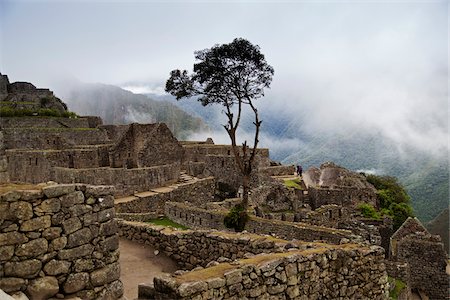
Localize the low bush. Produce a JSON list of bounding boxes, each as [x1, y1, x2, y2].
[[224, 205, 249, 232]]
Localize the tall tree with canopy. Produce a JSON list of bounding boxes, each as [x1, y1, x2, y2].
[[166, 38, 274, 230]]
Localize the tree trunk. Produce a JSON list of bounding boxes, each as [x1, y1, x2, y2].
[[242, 173, 250, 209]]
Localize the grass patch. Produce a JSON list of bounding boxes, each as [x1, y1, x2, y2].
[[147, 217, 189, 230], [388, 277, 406, 300], [0, 107, 78, 118], [176, 263, 235, 282], [283, 178, 303, 190]]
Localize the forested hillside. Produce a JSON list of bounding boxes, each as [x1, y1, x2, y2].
[[58, 83, 208, 140]]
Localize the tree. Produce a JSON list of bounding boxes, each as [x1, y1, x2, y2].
[[166, 38, 274, 229]]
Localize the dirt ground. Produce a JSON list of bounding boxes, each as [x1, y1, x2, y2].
[[119, 238, 178, 300]]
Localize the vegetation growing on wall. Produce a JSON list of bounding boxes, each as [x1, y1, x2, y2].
[[0, 107, 78, 118]]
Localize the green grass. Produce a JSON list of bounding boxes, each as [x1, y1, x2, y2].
[[284, 178, 303, 190], [147, 217, 189, 230], [0, 107, 78, 118], [388, 277, 406, 300]]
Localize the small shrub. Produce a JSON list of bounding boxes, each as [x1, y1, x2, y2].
[[388, 276, 406, 300], [358, 203, 381, 220], [224, 205, 249, 232]]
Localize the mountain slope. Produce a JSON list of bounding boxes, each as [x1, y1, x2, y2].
[[59, 83, 208, 140], [152, 92, 448, 223]]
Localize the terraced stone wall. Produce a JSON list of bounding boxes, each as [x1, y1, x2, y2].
[[164, 202, 356, 244], [0, 184, 123, 299], [0, 117, 100, 129], [116, 177, 215, 215], [54, 163, 180, 197], [146, 244, 388, 300], [118, 220, 326, 270]]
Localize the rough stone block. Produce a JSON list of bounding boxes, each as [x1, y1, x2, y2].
[[36, 198, 61, 214], [224, 269, 243, 285], [63, 272, 89, 293], [73, 259, 95, 272], [0, 232, 28, 246], [0, 202, 10, 221], [62, 217, 82, 234], [49, 236, 67, 252], [99, 219, 118, 237], [58, 244, 93, 260], [9, 201, 33, 221], [0, 245, 14, 261], [20, 216, 51, 232], [42, 227, 62, 240], [99, 235, 119, 252], [67, 228, 92, 248], [206, 277, 226, 289], [90, 262, 120, 286], [43, 259, 71, 275], [98, 208, 115, 223], [4, 259, 41, 278], [178, 281, 208, 298], [43, 184, 75, 198], [18, 189, 43, 201], [60, 191, 84, 208], [15, 238, 48, 257], [0, 277, 26, 293], [26, 276, 59, 300], [1, 191, 21, 202], [69, 204, 92, 217]]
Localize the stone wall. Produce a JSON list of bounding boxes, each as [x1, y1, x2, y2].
[[307, 186, 377, 209], [260, 165, 295, 177], [146, 244, 388, 300], [115, 177, 215, 215], [395, 235, 448, 299], [54, 163, 180, 197], [0, 184, 123, 299], [118, 220, 299, 270], [2, 128, 111, 150], [164, 202, 356, 244], [110, 123, 184, 169], [0, 117, 98, 129]]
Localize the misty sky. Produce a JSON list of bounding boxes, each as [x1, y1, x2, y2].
[[0, 0, 448, 156]]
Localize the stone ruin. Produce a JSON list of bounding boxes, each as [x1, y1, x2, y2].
[[0, 74, 448, 299], [0, 73, 67, 113]]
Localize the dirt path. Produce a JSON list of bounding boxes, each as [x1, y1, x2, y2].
[[119, 238, 178, 300]]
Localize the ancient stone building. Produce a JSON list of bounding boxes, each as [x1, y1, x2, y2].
[[304, 162, 378, 209], [110, 123, 184, 168], [389, 217, 448, 299]]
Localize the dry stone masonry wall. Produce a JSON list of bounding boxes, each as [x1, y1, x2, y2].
[[164, 202, 357, 244], [0, 184, 123, 299], [146, 244, 388, 300]]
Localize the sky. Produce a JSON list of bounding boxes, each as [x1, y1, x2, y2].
[[0, 0, 448, 157]]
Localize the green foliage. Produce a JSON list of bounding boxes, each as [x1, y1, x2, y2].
[[358, 203, 381, 220], [388, 277, 406, 300], [147, 217, 188, 230], [166, 38, 274, 105], [0, 107, 78, 118], [366, 174, 414, 230], [283, 178, 303, 190], [224, 205, 250, 232]]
